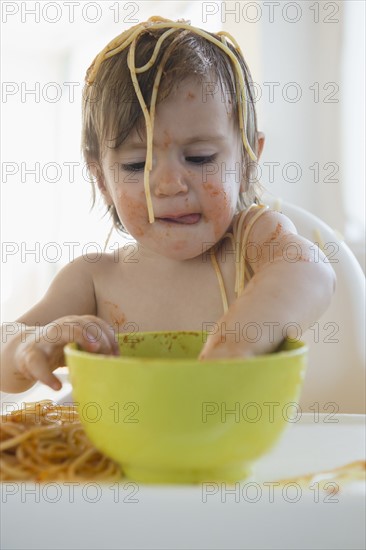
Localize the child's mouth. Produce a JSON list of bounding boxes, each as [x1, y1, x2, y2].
[[157, 214, 201, 225]]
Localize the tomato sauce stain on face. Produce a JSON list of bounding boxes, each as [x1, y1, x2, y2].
[[203, 182, 221, 197], [162, 130, 172, 149], [134, 226, 144, 237]]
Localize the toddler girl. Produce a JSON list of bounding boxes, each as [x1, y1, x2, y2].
[[1, 17, 335, 393]]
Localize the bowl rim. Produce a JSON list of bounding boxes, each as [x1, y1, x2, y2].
[[64, 331, 308, 367]]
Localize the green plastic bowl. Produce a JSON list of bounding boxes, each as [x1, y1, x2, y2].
[[65, 331, 307, 484]]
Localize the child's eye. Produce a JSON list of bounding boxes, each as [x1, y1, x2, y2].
[[120, 162, 145, 172], [186, 154, 217, 165], [120, 154, 218, 172]]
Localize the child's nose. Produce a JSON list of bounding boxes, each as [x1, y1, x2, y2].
[[152, 162, 189, 197]]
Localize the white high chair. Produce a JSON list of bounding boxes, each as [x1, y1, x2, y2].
[[264, 196, 366, 414]]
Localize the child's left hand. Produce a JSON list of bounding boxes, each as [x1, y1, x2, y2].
[[198, 306, 277, 361], [198, 209, 336, 361], [199, 330, 259, 360]]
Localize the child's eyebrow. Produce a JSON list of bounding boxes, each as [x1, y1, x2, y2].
[[120, 134, 227, 150], [181, 134, 227, 145]]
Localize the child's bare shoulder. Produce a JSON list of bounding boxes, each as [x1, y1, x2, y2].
[[53, 250, 116, 280], [16, 249, 133, 326], [244, 207, 297, 245], [81, 245, 139, 275]]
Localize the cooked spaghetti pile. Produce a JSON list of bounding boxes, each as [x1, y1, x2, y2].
[[0, 401, 122, 482]]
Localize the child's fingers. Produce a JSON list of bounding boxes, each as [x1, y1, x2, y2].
[[94, 320, 120, 356], [198, 333, 239, 360], [199, 338, 256, 360], [61, 316, 119, 356], [16, 345, 62, 390], [13, 315, 120, 390]]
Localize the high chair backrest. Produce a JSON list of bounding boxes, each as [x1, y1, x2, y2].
[[264, 197, 366, 414]]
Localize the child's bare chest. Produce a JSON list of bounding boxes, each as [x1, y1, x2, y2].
[[94, 248, 236, 332]]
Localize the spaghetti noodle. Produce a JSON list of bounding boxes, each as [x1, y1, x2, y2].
[[86, 16, 257, 224], [210, 205, 269, 313], [0, 401, 122, 482], [275, 460, 366, 493]]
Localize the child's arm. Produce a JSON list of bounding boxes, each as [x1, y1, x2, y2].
[[1, 256, 119, 393], [199, 210, 336, 359]]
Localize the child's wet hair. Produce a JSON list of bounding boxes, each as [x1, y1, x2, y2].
[[82, 24, 261, 233]]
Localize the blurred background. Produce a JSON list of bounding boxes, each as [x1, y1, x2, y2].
[[1, 0, 365, 321]]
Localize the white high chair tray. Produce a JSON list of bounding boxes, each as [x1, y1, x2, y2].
[[1, 380, 365, 550]]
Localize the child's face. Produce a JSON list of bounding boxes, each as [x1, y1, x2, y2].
[[100, 78, 243, 260]]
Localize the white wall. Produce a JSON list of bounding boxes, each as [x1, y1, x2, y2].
[[223, 1, 345, 227], [340, 0, 365, 268]]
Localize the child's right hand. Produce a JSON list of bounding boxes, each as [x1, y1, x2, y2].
[[14, 315, 120, 391]]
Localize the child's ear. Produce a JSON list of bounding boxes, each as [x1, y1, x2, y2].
[[88, 161, 113, 205]]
